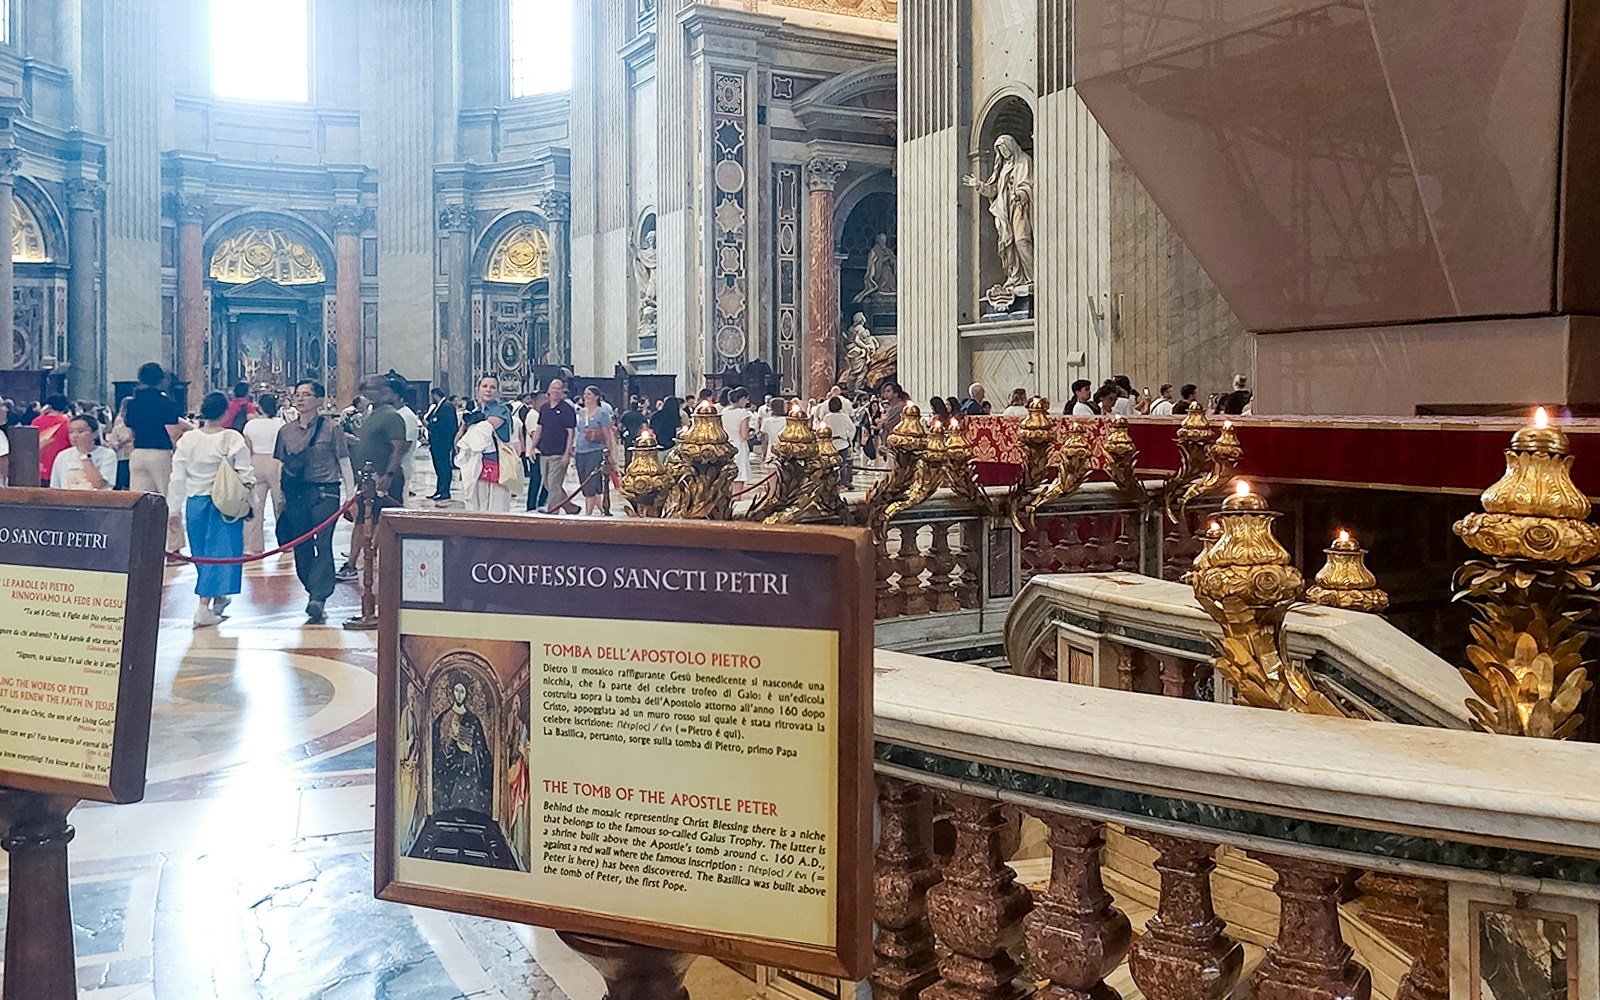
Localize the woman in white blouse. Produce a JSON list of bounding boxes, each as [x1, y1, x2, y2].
[[168, 392, 256, 627], [49, 414, 117, 491]]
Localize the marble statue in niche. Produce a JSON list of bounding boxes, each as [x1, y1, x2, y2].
[[853, 233, 897, 303], [633, 230, 659, 341], [964, 134, 1035, 314], [841, 311, 897, 392]]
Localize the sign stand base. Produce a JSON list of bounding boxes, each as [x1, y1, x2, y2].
[[0, 790, 78, 1000], [558, 932, 695, 1000]]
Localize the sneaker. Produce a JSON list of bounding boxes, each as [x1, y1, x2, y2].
[[193, 607, 222, 628], [212, 596, 232, 616], [335, 564, 359, 583], [306, 600, 326, 625]]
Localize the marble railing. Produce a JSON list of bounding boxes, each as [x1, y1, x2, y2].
[[870, 650, 1600, 1000], [865, 485, 1215, 654], [1003, 572, 1475, 729]]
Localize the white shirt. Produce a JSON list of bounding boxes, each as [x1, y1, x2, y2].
[[1071, 401, 1096, 417], [242, 415, 285, 456], [822, 411, 854, 449], [1151, 398, 1175, 416], [1000, 405, 1029, 418], [50, 446, 117, 490], [167, 428, 254, 506], [397, 405, 420, 444], [1112, 396, 1136, 416]]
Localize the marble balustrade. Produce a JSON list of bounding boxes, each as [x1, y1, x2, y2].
[[869, 651, 1600, 1000]]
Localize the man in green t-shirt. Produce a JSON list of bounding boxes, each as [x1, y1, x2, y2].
[[352, 373, 409, 504]]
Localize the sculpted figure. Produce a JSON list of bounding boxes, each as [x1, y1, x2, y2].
[[963, 134, 1035, 297], [854, 233, 898, 303], [634, 231, 659, 337], [842, 312, 878, 390]]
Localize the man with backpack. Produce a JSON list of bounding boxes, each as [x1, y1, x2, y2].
[[275, 380, 356, 625]]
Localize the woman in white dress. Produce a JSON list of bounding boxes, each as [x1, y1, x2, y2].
[[721, 387, 753, 483], [168, 392, 256, 627]]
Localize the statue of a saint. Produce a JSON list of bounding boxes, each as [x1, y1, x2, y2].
[[842, 312, 879, 391], [430, 672, 493, 816], [633, 231, 659, 337], [963, 134, 1036, 302], [854, 233, 897, 303]]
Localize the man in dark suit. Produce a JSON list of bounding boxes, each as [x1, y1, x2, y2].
[[424, 389, 458, 501]]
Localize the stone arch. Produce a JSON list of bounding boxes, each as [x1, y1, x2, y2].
[[204, 210, 336, 285], [972, 87, 1037, 159], [11, 179, 63, 264], [471, 210, 552, 388], [794, 59, 897, 115]]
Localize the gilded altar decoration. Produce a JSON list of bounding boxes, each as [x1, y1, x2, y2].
[[1101, 417, 1142, 500], [209, 227, 327, 285], [663, 401, 738, 521], [1192, 483, 1353, 719], [940, 419, 995, 513], [1453, 408, 1597, 739], [11, 196, 49, 263], [749, 404, 848, 525], [1013, 419, 1092, 532], [864, 405, 926, 535], [484, 223, 551, 284], [1306, 530, 1389, 614], [620, 427, 671, 518]]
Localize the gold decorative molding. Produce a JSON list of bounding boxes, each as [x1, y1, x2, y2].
[[766, 0, 897, 22], [209, 227, 326, 285], [12, 196, 48, 263], [484, 223, 551, 284]]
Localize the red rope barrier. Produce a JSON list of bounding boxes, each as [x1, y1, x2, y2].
[[166, 493, 360, 566], [732, 471, 777, 499]]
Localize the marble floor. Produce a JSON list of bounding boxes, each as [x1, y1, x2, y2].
[[0, 462, 758, 1000]]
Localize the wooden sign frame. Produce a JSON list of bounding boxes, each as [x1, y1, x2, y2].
[[0, 488, 167, 804], [374, 513, 874, 980]]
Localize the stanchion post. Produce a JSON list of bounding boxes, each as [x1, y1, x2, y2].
[[0, 789, 79, 1000], [344, 461, 380, 632], [557, 932, 695, 1000]]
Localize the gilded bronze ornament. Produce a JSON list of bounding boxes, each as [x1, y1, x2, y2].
[[620, 427, 671, 518], [1101, 416, 1143, 501], [1014, 420, 1093, 531], [941, 418, 995, 513], [1192, 483, 1353, 718], [662, 401, 738, 521], [1161, 404, 1217, 524], [748, 403, 819, 523], [864, 405, 926, 536], [1306, 529, 1389, 614], [1007, 396, 1057, 530], [1453, 408, 1596, 739]]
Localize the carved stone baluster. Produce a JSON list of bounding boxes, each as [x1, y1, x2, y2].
[[1025, 816, 1131, 1000], [1158, 656, 1205, 700], [924, 794, 1033, 1000], [957, 519, 982, 609], [876, 531, 902, 619], [1251, 855, 1372, 1000], [899, 523, 929, 616], [1061, 517, 1088, 573], [1129, 834, 1243, 1000], [1112, 516, 1133, 570], [1394, 878, 1448, 1000], [872, 778, 942, 1000], [926, 520, 960, 613]]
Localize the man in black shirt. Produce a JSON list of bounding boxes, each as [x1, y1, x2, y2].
[[423, 389, 457, 501], [124, 362, 188, 554]]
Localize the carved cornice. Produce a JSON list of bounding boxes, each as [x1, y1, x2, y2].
[[439, 203, 473, 233], [330, 204, 372, 235], [806, 156, 848, 193], [65, 178, 106, 210], [539, 189, 571, 222]]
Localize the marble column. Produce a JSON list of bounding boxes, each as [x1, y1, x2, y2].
[[541, 189, 572, 369], [176, 195, 211, 397], [440, 204, 472, 394], [804, 157, 846, 400], [66, 179, 104, 399], [331, 206, 363, 403], [0, 148, 18, 371]]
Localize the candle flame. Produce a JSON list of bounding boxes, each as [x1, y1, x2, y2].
[[1235, 480, 1251, 497], [788, 400, 803, 416], [1535, 406, 1549, 429], [1337, 528, 1350, 544], [950, 417, 961, 431], [696, 400, 715, 413], [638, 427, 655, 444], [929, 418, 942, 431], [1207, 520, 1221, 534], [1223, 420, 1233, 430]]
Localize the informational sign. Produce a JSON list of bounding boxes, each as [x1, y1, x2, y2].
[[0, 490, 166, 803], [375, 514, 873, 979]]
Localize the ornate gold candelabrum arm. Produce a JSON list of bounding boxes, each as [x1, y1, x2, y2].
[[941, 418, 994, 514], [886, 418, 948, 522], [1018, 420, 1092, 531], [1191, 483, 1353, 718], [1101, 416, 1143, 502], [1161, 406, 1218, 523], [801, 423, 850, 523], [865, 405, 926, 535], [749, 406, 818, 523], [1176, 418, 1243, 520], [663, 402, 738, 521], [620, 429, 671, 518], [1007, 396, 1058, 531], [1306, 530, 1389, 614], [1452, 409, 1599, 739]]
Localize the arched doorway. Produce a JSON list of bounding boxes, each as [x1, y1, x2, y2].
[[205, 216, 335, 398], [473, 213, 552, 392], [11, 187, 67, 371]]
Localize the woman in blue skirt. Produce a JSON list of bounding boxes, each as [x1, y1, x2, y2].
[[167, 392, 256, 627]]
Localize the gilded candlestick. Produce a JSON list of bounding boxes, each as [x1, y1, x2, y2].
[[621, 427, 670, 518], [866, 404, 927, 534], [1306, 530, 1388, 614], [664, 400, 737, 520], [1162, 406, 1216, 523], [1453, 408, 1597, 739]]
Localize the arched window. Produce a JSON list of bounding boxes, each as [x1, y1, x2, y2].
[[211, 0, 310, 103], [508, 0, 573, 99]]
